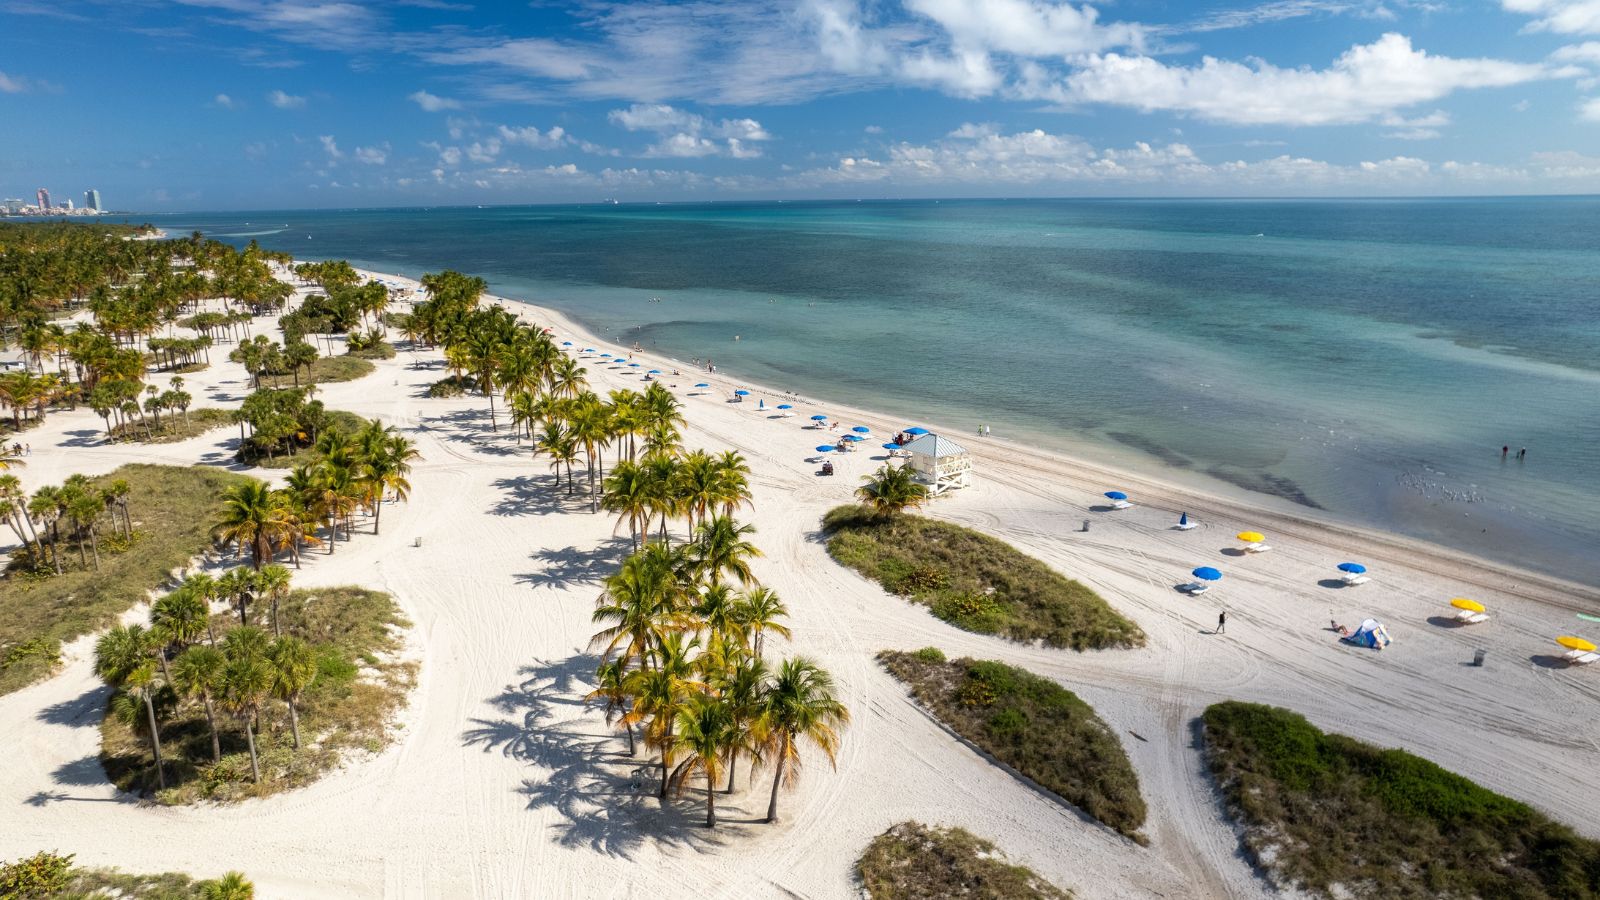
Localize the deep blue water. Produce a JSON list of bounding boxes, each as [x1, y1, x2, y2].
[[139, 199, 1600, 586]]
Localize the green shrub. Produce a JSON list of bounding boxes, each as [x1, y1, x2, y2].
[[427, 375, 476, 398], [0, 851, 74, 897], [856, 822, 1072, 899], [1203, 701, 1600, 898], [879, 650, 1146, 840], [824, 505, 1143, 650], [911, 647, 946, 664]]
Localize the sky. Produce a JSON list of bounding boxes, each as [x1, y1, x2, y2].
[[4, 0, 1600, 209]]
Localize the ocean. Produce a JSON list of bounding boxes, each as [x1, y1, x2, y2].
[[140, 199, 1600, 587]]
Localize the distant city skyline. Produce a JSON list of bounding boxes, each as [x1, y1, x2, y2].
[[4, 1, 1600, 210], [1, 185, 106, 216]]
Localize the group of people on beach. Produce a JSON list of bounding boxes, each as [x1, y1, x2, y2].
[[1500, 445, 1528, 461]]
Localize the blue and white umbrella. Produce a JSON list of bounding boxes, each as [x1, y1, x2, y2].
[[811, 414, 828, 421], [882, 442, 901, 450], [1192, 567, 1223, 581], [694, 382, 709, 388], [852, 426, 871, 434], [815, 445, 835, 453], [904, 426, 930, 435], [647, 369, 660, 374], [600, 352, 613, 358], [843, 434, 864, 442], [1105, 491, 1129, 501], [1337, 562, 1367, 574], [735, 389, 750, 396], [561, 341, 573, 346], [628, 362, 641, 367], [777, 404, 793, 410]]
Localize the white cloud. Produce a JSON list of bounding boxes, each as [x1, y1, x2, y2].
[[1053, 34, 1568, 126], [466, 139, 501, 163], [1582, 96, 1600, 119], [903, 0, 1144, 57], [1505, 0, 1600, 34], [608, 103, 773, 158], [268, 89, 306, 109], [865, 124, 884, 133], [1551, 41, 1600, 62], [354, 145, 389, 165], [213, 93, 236, 108], [319, 135, 343, 160], [1382, 109, 1450, 139], [0, 72, 24, 94], [408, 89, 461, 111], [0, 71, 55, 93], [497, 124, 568, 150]]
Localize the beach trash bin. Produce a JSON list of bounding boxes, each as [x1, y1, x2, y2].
[[1082, 519, 1091, 532], [1472, 648, 1486, 667]]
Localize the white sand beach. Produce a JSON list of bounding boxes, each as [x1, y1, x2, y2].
[[2, 267, 1598, 898]]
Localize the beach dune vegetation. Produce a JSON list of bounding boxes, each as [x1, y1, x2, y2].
[[823, 505, 1144, 650], [856, 822, 1072, 899], [1202, 701, 1600, 899]]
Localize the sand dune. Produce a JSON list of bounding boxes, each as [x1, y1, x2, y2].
[[1, 269, 1596, 898]]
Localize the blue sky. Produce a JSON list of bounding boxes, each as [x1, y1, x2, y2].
[[4, 0, 1600, 209]]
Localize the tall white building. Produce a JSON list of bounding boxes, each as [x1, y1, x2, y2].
[[85, 189, 102, 211]]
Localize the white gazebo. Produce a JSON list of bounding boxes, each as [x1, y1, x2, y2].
[[902, 433, 973, 494]]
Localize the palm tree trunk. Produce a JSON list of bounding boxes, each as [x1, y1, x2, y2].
[[706, 769, 716, 828], [271, 599, 281, 637], [625, 720, 636, 756], [765, 738, 788, 823], [202, 693, 221, 762], [726, 751, 738, 793], [372, 494, 383, 535], [143, 693, 167, 790], [287, 698, 302, 749], [244, 719, 261, 782]]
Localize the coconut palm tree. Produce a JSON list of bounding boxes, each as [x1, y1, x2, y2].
[[692, 515, 762, 587], [360, 430, 419, 535], [716, 652, 770, 794], [758, 657, 849, 823], [171, 644, 227, 762], [591, 545, 687, 669], [601, 460, 652, 550], [266, 635, 317, 749], [735, 587, 792, 659], [711, 451, 754, 518], [855, 463, 929, 518], [0, 474, 41, 562], [213, 481, 294, 570], [585, 659, 636, 756], [693, 584, 746, 652], [536, 421, 579, 495], [220, 626, 273, 783], [626, 631, 704, 801], [94, 624, 168, 789], [672, 695, 736, 827], [568, 394, 613, 511]]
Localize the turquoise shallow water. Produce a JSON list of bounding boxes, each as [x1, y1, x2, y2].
[[143, 199, 1600, 586]]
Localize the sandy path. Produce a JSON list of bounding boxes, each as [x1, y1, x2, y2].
[[1, 272, 1596, 898]]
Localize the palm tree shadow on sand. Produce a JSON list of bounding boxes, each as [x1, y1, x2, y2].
[[515, 538, 633, 589], [460, 654, 740, 858]]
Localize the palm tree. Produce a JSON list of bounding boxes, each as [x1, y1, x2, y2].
[[201, 872, 255, 900], [27, 486, 63, 575], [626, 631, 704, 801], [758, 657, 849, 823], [585, 659, 636, 756], [694, 584, 746, 651], [359, 430, 419, 535], [150, 583, 210, 684], [255, 564, 292, 636], [672, 695, 736, 827], [693, 515, 762, 587], [220, 626, 273, 783], [735, 587, 792, 658], [855, 464, 929, 518], [601, 460, 652, 551], [216, 567, 259, 627], [0, 474, 41, 562], [94, 624, 168, 789], [171, 644, 227, 762], [711, 451, 754, 518], [267, 635, 317, 749], [591, 545, 687, 670], [568, 394, 612, 511], [213, 481, 294, 569], [716, 652, 770, 794]]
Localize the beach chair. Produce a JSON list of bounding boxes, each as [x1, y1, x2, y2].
[[1178, 582, 1209, 595], [1565, 650, 1600, 666], [1342, 573, 1370, 586], [1109, 499, 1133, 510], [1244, 542, 1273, 553], [1454, 609, 1490, 625]]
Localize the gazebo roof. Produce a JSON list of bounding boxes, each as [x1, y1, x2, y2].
[[902, 433, 968, 458]]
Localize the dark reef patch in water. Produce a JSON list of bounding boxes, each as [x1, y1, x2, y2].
[[1107, 431, 1193, 469], [1205, 466, 1324, 510]]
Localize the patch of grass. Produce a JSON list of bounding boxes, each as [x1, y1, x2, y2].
[[825, 506, 1144, 650], [879, 650, 1146, 840], [426, 374, 476, 398], [108, 408, 233, 444], [856, 821, 1072, 899], [172, 361, 211, 374], [0, 850, 252, 899], [348, 340, 396, 360], [102, 586, 415, 804], [0, 464, 254, 696], [1202, 701, 1600, 899], [259, 355, 374, 389]]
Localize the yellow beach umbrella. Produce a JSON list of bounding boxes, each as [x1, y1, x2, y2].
[[1450, 598, 1486, 613], [1237, 531, 1266, 543], [1556, 636, 1597, 653]]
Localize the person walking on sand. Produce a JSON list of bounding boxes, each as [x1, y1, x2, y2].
[[1217, 611, 1227, 634]]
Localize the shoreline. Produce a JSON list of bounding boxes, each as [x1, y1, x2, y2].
[[360, 265, 1600, 610]]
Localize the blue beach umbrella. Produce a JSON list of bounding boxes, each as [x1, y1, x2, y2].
[[882, 442, 900, 450], [1192, 567, 1223, 581], [904, 427, 930, 435], [735, 389, 750, 396], [815, 445, 835, 453], [629, 362, 641, 367], [777, 404, 793, 409], [561, 341, 573, 346], [599, 352, 612, 358], [583, 348, 594, 352], [1179, 512, 1189, 527], [843, 434, 864, 442], [1337, 562, 1367, 574], [810, 414, 828, 421], [852, 426, 871, 434], [647, 369, 660, 374], [1105, 491, 1129, 501], [695, 383, 709, 388]]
